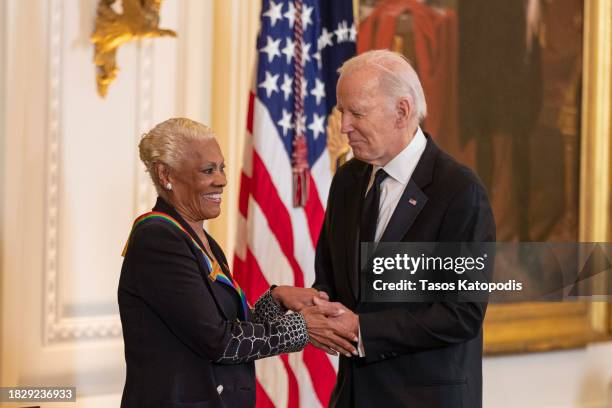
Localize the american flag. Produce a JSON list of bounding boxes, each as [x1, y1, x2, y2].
[[233, 0, 355, 407]]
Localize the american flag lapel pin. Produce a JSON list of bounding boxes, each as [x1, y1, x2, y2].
[[408, 198, 417, 206]]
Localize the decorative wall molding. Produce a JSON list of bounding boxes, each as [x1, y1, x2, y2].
[[42, 0, 75, 344], [43, 0, 158, 344]]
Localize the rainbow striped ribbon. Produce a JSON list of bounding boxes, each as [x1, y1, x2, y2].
[[123, 211, 249, 320]]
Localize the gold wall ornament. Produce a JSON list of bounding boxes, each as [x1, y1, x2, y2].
[[91, 0, 177, 97], [326, 108, 352, 173]]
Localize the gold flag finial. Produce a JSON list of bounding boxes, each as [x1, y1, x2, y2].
[[326, 108, 352, 173]]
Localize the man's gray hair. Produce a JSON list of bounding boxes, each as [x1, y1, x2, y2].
[[337, 49, 427, 123]]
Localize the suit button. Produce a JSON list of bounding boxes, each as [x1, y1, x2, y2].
[[379, 354, 386, 359], [217, 385, 223, 394]]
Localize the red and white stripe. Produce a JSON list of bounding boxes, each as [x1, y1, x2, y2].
[[234, 92, 338, 408]]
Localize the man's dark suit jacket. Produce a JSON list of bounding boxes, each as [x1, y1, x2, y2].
[[119, 198, 254, 408], [314, 136, 496, 408]]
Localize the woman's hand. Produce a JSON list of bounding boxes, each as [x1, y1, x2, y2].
[[271, 286, 329, 312]]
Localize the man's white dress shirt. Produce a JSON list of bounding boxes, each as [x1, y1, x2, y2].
[[357, 127, 427, 356]]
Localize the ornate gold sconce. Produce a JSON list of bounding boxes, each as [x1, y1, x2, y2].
[[91, 0, 177, 97]]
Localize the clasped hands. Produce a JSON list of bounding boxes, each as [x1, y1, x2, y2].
[[272, 286, 359, 357]]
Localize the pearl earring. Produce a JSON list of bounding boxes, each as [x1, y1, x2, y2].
[[166, 182, 172, 191]]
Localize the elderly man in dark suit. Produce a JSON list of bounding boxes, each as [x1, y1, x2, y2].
[[311, 50, 496, 408]]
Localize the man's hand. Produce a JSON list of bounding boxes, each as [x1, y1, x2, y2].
[[302, 300, 359, 357], [271, 286, 329, 312], [313, 297, 359, 340]]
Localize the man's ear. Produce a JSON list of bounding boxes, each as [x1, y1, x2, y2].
[[396, 97, 412, 129], [156, 163, 171, 187]]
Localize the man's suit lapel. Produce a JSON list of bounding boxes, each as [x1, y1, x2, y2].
[[379, 135, 437, 243], [379, 180, 428, 242], [347, 163, 372, 301]]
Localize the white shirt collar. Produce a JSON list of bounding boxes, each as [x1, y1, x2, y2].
[[374, 127, 427, 185]]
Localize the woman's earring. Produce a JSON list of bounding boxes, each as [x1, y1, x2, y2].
[[166, 182, 172, 191]]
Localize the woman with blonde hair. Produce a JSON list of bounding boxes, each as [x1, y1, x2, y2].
[[118, 118, 356, 408]]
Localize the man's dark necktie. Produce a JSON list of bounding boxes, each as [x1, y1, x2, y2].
[[360, 169, 389, 242]]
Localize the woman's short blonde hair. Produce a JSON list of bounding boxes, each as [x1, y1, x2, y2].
[[139, 117, 214, 193]]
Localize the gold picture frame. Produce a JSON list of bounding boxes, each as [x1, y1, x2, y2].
[[483, 0, 611, 354]]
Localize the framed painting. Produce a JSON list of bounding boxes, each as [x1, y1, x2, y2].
[[355, 0, 611, 353]]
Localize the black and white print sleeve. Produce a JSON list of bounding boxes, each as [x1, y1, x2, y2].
[[251, 287, 287, 324], [215, 312, 309, 364]]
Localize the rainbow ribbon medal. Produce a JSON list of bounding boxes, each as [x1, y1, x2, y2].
[[123, 211, 249, 320]]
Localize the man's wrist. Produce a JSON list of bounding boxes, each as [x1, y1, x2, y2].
[[357, 319, 366, 357]]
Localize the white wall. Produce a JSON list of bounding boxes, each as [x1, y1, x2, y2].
[[484, 343, 612, 408]]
